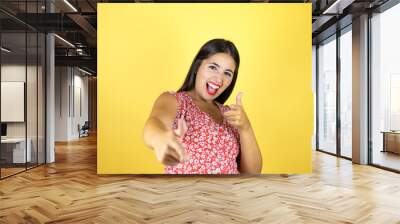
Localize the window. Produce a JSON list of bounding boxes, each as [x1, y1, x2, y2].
[[317, 35, 337, 154], [339, 28, 352, 158], [371, 2, 400, 171]]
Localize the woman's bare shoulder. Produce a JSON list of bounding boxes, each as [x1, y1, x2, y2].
[[148, 92, 179, 126], [158, 91, 176, 101], [153, 91, 178, 110]]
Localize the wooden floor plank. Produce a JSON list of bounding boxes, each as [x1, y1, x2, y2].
[[0, 133, 400, 223]]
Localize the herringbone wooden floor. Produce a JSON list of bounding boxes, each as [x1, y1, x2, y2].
[[1, 134, 400, 224]]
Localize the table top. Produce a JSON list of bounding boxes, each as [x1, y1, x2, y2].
[[381, 131, 400, 134], [1, 138, 30, 143]]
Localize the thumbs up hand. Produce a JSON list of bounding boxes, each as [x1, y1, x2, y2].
[[236, 92, 243, 106], [222, 92, 251, 132]]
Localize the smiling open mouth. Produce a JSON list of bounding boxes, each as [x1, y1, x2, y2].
[[206, 82, 221, 96]]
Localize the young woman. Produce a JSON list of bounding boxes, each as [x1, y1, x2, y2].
[[143, 39, 262, 174]]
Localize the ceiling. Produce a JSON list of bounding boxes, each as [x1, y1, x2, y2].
[[0, 0, 393, 75]]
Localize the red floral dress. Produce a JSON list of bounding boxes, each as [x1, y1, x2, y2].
[[165, 91, 240, 174]]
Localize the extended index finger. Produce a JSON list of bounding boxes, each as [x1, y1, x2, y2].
[[169, 137, 187, 162]]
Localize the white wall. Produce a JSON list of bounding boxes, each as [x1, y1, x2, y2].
[[55, 67, 70, 141], [73, 72, 89, 138], [1, 82, 24, 122], [55, 67, 89, 141], [1, 65, 26, 130], [1, 65, 40, 137]]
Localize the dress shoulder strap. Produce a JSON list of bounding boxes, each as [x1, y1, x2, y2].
[[167, 91, 188, 129]]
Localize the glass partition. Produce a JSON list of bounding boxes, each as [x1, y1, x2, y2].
[[0, 1, 46, 179], [1, 30, 28, 177]]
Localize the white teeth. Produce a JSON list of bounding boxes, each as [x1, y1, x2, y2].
[[207, 82, 220, 90]]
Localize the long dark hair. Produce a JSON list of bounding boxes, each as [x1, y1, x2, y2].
[[177, 39, 240, 104]]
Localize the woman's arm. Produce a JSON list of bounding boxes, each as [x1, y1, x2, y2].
[[143, 92, 188, 166], [143, 92, 176, 147], [223, 92, 262, 174], [237, 126, 262, 174]]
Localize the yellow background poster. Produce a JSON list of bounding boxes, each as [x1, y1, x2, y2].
[[98, 3, 312, 174]]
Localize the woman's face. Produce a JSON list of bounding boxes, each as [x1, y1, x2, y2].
[[194, 52, 236, 102]]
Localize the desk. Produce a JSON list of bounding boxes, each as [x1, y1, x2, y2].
[[1, 138, 31, 163], [381, 131, 400, 154]]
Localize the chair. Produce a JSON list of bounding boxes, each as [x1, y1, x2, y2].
[[79, 121, 90, 138]]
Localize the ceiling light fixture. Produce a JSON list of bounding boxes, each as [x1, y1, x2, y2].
[[1, 47, 11, 53], [78, 67, 93, 76], [54, 34, 75, 48], [63, 0, 78, 12], [322, 0, 354, 15]]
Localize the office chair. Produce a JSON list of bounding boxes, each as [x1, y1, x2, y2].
[[79, 121, 90, 138]]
